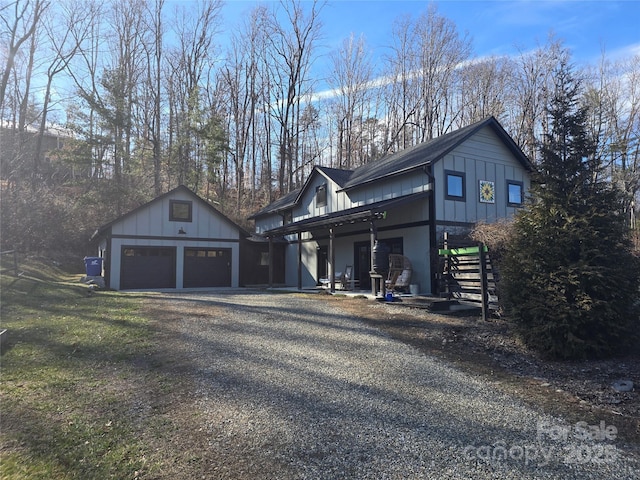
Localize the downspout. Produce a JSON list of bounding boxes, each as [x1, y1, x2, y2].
[[297, 232, 302, 290], [424, 165, 438, 295], [105, 228, 112, 290], [268, 236, 274, 288], [329, 227, 335, 293]]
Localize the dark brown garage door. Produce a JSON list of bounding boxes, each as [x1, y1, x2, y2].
[[121, 247, 176, 289], [183, 248, 232, 288]]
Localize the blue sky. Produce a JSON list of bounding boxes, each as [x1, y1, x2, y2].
[[221, 0, 640, 65]]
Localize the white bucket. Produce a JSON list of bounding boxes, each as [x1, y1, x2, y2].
[[409, 284, 419, 295]]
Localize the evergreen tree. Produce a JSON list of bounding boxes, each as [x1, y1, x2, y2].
[[502, 59, 640, 360]]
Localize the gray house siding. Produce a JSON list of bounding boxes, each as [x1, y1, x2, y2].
[[433, 125, 530, 229], [252, 117, 532, 295], [281, 196, 432, 292], [93, 186, 245, 290], [348, 170, 431, 206]]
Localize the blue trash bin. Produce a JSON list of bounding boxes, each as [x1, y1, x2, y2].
[[84, 257, 103, 276]]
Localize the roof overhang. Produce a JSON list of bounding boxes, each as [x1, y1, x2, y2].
[[262, 190, 430, 237]]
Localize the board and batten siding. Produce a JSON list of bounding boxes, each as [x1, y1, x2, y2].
[[296, 173, 331, 220], [433, 125, 530, 225], [254, 214, 284, 235], [105, 190, 241, 289], [111, 191, 240, 240], [347, 170, 431, 207]]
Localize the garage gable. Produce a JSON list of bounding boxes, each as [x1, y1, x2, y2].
[[93, 186, 248, 290], [94, 185, 247, 241]]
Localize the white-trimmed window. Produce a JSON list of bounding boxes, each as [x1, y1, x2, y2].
[[316, 183, 327, 208]]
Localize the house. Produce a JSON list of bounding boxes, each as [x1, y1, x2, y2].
[[250, 116, 533, 295], [91, 185, 252, 290], [0, 121, 84, 182]]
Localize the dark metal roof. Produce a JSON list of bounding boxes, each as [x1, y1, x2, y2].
[[248, 167, 352, 220], [250, 116, 532, 218], [263, 191, 430, 236], [315, 166, 353, 188], [340, 116, 533, 191], [248, 188, 301, 219]]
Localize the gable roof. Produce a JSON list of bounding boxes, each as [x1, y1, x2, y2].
[[340, 116, 532, 192], [315, 166, 353, 188], [248, 167, 354, 220], [250, 116, 532, 218], [91, 185, 249, 241], [247, 188, 301, 220]]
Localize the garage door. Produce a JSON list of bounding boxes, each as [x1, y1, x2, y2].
[[184, 248, 231, 288], [120, 247, 176, 289]]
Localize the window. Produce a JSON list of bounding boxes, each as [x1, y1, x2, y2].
[[445, 171, 465, 201], [283, 210, 293, 225], [507, 181, 524, 206], [316, 183, 327, 208], [169, 200, 192, 222]]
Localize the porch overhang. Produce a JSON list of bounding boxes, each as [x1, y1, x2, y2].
[[262, 190, 431, 237]]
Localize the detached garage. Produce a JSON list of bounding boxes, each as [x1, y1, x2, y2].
[[91, 186, 248, 290]]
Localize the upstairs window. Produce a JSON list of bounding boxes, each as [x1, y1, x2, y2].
[[169, 200, 193, 222], [316, 183, 327, 208], [507, 181, 524, 206], [445, 171, 465, 201], [283, 210, 293, 225]]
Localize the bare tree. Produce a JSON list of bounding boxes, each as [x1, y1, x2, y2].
[[328, 33, 375, 169], [32, 0, 90, 185], [382, 5, 470, 151], [0, 0, 49, 113], [0, 0, 49, 188], [505, 36, 565, 162], [140, 0, 165, 195], [583, 52, 640, 228], [264, 0, 324, 194], [383, 13, 418, 152], [457, 56, 510, 125], [413, 4, 471, 140], [218, 8, 264, 217], [165, 0, 222, 190]]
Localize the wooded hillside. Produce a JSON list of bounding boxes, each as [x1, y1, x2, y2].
[[1, 0, 638, 254]]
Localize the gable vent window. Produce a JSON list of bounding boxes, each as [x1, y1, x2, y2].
[[316, 184, 327, 208], [169, 200, 193, 222], [445, 170, 465, 201]]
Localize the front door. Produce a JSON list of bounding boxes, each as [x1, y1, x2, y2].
[[354, 237, 404, 291], [354, 241, 371, 290], [317, 246, 328, 284]]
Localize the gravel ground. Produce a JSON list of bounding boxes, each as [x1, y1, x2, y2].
[[152, 290, 640, 479]]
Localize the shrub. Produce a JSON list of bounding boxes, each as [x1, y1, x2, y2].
[[501, 59, 640, 360]]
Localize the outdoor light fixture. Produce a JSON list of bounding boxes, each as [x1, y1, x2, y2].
[[178, 227, 187, 235]]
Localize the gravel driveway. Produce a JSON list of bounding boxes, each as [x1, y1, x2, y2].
[[154, 290, 639, 479]]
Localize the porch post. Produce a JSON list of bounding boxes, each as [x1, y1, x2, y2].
[[268, 236, 274, 288], [370, 220, 378, 296], [297, 232, 302, 290], [369, 220, 377, 271], [329, 227, 335, 293]]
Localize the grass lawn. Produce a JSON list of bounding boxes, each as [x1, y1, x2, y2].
[[0, 257, 180, 479]]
